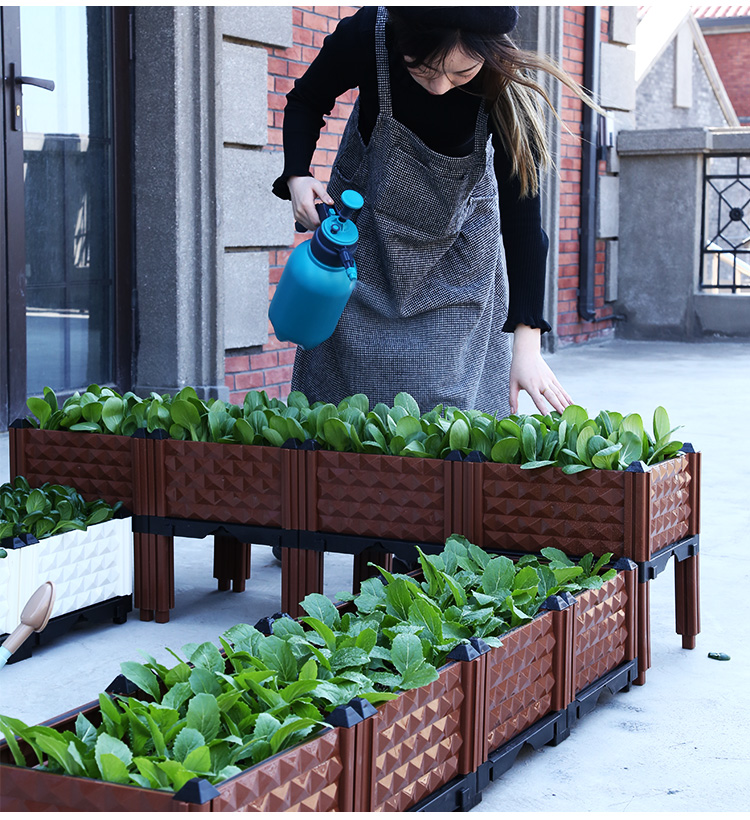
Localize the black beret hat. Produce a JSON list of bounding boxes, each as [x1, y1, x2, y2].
[[388, 6, 519, 36]]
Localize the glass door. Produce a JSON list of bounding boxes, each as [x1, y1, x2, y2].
[[1, 6, 129, 427], [22, 6, 116, 395]]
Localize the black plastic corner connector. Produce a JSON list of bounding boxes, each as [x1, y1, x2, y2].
[[465, 450, 488, 463], [300, 438, 322, 451], [281, 438, 301, 450], [271, 612, 293, 621], [173, 777, 221, 804], [254, 616, 275, 636], [469, 636, 492, 655], [448, 642, 480, 662], [0, 535, 29, 551], [326, 704, 364, 728], [540, 591, 576, 611], [613, 557, 638, 572], [349, 696, 378, 720], [445, 450, 464, 462], [625, 460, 647, 473], [105, 674, 141, 696], [131, 427, 169, 439], [10, 418, 34, 429], [681, 442, 695, 453]]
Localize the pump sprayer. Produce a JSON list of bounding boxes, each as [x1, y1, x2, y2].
[[269, 189, 364, 350]]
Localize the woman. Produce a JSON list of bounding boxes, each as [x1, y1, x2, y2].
[[272, 6, 583, 418]]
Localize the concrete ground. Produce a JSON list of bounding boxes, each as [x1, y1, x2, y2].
[[0, 339, 748, 813]]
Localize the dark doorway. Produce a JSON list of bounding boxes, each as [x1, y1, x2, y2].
[[1, 6, 131, 429]]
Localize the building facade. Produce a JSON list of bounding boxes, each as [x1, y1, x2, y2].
[[1, 5, 747, 429]]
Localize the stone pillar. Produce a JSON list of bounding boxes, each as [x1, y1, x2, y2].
[[133, 6, 225, 399]]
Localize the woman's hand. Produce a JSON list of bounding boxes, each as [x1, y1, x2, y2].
[[288, 175, 335, 230], [508, 324, 573, 415]]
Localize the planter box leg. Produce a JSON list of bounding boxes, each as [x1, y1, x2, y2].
[[635, 580, 650, 686], [133, 532, 174, 623], [281, 546, 323, 618], [213, 536, 252, 593], [353, 548, 393, 592], [675, 553, 700, 650]]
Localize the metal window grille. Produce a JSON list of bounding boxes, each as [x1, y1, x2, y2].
[[700, 154, 750, 293]]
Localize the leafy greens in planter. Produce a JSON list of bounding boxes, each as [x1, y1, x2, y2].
[[0, 476, 123, 542], [25, 385, 684, 471], [0, 535, 616, 792], [337, 535, 617, 671]]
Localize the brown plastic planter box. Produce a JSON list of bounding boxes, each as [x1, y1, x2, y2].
[[153, 440, 303, 530], [462, 452, 700, 563], [304, 451, 460, 545], [9, 424, 138, 512], [349, 653, 485, 812], [0, 702, 357, 812]]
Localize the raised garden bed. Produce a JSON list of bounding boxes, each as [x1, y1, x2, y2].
[[0, 701, 359, 812]]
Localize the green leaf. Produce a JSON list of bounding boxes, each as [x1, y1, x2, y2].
[[189, 666, 222, 696], [384, 578, 415, 621], [481, 555, 515, 595], [259, 635, 298, 682], [330, 647, 370, 673], [448, 419, 470, 451], [408, 597, 444, 644], [170, 399, 204, 440], [269, 718, 320, 754], [101, 396, 125, 434], [0, 716, 30, 766], [189, 642, 225, 673], [576, 426, 595, 464], [172, 727, 205, 763], [300, 592, 340, 628], [186, 693, 221, 743], [120, 661, 162, 703], [95, 733, 133, 777], [521, 423, 538, 461], [491, 436, 520, 463], [621, 413, 645, 440], [27, 397, 52, 427], [561, 404, 589, 428], [653, 406, 671, 442], [182, 745, 212, 775]]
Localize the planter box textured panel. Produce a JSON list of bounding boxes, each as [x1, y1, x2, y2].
[[9, 428, 136, 510], [574, 571, 636, 694], [472, 454, 694, 561], [0, 518, 133, 634], [211, 728, 351, 812], [360, 661, 474, 812], [158, 441, 296, 528], [483, 612, 557, 754], [308, 452, 455, 544]]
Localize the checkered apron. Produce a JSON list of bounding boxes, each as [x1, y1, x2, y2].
[[291, 6, 512, 416]]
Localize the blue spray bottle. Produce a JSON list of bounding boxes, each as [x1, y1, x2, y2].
[[269, 189, 364, 350]]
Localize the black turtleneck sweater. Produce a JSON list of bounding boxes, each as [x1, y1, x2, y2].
[[272, 6, 551, 334]]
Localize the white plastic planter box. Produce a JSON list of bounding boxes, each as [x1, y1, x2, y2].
[[0, 518, 133, 634]]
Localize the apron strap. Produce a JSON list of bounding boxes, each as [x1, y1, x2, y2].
[[375, 7, 392, 117]]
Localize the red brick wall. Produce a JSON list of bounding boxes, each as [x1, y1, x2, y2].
[[556, 6, 615, 346], [703, 31, 750, 122], [225, 6, 359, 404], [225, 5, 614, 403]]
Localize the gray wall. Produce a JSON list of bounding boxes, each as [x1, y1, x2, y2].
[[636, 37, 732, 129], [132, 6, 294, 399], [616, 128, 750, 340]]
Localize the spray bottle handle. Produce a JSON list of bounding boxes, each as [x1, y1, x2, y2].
[[295, 202, 335, 233]]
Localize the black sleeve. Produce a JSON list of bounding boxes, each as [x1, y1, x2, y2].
[[493, 131, 552, 334], [272, 7, 376, 200]]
